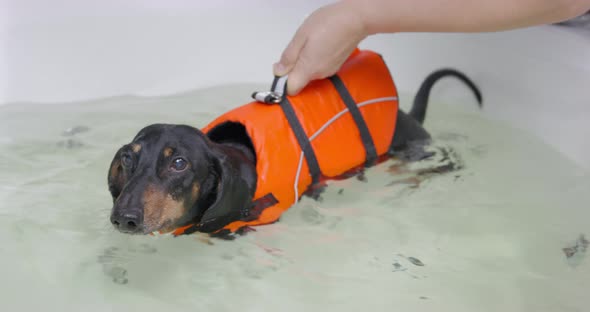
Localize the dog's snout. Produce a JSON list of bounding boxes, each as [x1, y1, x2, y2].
[[111, 211, 143, 233]]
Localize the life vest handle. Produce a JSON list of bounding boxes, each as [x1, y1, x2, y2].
[[252, 47, 361, 104]]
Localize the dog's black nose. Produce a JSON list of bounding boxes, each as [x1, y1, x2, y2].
[[111, 212, 142, 233]]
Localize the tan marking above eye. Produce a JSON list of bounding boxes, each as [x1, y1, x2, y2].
[[163, 147, 173, 157], [109, 159, 121, 178], [132, 143, 142, 153], [142, 184, 186, 233], [191, 182, 200, 202]]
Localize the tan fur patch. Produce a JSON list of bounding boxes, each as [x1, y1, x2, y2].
[[132, 143, 142, 153], [109, 159, 121, 178], [108, 158, 127, 200], [191, 182, 200, 202], [143, 184, 186, 233], [163, 147, 173, 157]]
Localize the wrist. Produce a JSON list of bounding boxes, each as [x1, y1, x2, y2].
[[341, 0, 389, 36], [339, 0, 373, 38]]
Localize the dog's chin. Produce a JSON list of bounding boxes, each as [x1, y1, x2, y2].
[[112, 227, 144, 235], [142, 222, 181, 236]]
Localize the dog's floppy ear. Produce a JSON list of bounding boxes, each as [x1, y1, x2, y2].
[[196, 150, 254, 233], [108, 146, 128, 202]]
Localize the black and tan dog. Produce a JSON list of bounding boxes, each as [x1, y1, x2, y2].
[[107, 50, 481, 238]]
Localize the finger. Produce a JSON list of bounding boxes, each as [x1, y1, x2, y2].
[[274, 26, 308, 76], [285, 60, 312, 96]]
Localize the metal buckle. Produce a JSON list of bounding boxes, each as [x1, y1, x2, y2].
[[252, 75, 288, 104], [251, 91, 282, 104]]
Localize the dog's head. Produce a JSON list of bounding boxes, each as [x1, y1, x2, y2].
[[107, 124, 251, 235]]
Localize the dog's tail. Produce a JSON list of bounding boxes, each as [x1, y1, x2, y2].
[[409, 69, 483, 124]]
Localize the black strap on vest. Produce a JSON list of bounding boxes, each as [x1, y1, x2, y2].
[[328, 75, 378, 167], [251, 74, 380, 187], [246, 193, 279, 221], [279, 97, 322, 184]]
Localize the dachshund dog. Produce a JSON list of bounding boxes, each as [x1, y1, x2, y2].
[[107, 63, 481, 237]]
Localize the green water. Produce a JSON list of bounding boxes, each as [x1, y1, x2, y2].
[[0, 84, 588, 312]]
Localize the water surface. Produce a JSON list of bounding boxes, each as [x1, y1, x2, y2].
[[0, 85, 588, 312]]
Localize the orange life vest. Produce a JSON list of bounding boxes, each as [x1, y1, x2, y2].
[[175, 48, 399, 235]]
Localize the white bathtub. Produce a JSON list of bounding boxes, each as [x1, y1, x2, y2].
[[1, 2, 590, 311], [2, 0, 589, 169]]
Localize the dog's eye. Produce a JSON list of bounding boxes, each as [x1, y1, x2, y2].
[[121, 153, 133, 168], [171, 157, 188, 172]]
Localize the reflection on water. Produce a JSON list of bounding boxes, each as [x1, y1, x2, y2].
[[0, 84, 588, 312]]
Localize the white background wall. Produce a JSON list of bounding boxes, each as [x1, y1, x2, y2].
[[1, 0, 589, 168]]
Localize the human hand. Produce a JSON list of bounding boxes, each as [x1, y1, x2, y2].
[[273, 1, 369, 96]]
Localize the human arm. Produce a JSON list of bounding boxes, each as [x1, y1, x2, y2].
[[274, 0, 590, 95]]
